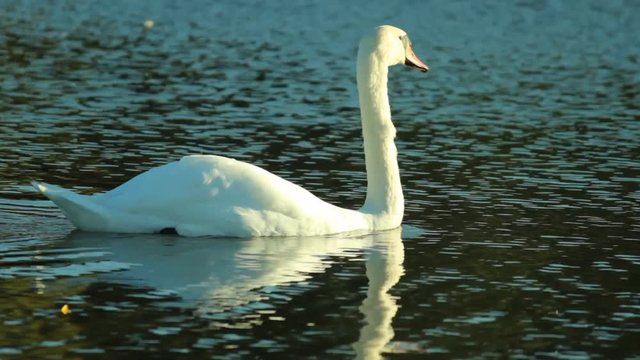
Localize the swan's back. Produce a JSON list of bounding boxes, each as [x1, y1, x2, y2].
[[93, 155, 367, 236]]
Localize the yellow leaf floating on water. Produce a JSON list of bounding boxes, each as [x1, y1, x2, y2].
[[60, 304, 71, 315]]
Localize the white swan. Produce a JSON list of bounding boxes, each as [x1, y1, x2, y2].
[[32, 25, 428, 237]]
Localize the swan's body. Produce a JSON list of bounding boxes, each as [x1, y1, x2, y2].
[[33, 25, 428, 237]]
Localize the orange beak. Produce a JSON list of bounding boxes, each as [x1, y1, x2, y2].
[[405, 44, 429, 72]]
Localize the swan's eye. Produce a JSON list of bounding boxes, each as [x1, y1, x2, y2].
[[399, 35, 412, 49]]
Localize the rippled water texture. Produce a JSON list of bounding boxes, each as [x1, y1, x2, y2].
[[1, 0, 639, 358]]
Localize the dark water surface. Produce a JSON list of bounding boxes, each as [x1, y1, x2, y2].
[[1, 0, 639, 358]]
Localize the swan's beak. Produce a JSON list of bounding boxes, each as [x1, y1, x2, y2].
[[405, 45, 429, 73]]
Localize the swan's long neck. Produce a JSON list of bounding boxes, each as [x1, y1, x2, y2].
[[357, 47, 403, 225]]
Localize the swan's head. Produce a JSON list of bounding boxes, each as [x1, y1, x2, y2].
[[359, 25, 429, 72]]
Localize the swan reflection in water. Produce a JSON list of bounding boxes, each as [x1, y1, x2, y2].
[[62, 226, 410, 357], [353, 228, 405, 360]]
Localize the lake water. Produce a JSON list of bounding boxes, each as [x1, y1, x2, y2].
[[1, 0, 639, 358]]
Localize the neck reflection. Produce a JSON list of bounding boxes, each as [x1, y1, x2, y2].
[[353, 227, 405, 359]]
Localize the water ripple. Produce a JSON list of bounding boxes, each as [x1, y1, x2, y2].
[[1, 0, 639, 358]]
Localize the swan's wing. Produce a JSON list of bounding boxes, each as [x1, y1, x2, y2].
[[103, 155, 323, 210], [97, 155, 341, 236]]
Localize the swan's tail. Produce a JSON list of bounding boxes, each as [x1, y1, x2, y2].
[[32, 181, 107, 231]]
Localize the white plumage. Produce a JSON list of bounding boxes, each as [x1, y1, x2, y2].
[[33, 25, 428, 237]]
